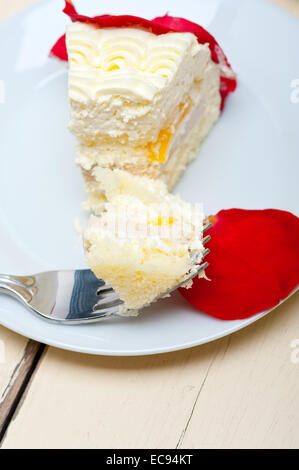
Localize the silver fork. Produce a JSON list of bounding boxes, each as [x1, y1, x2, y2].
[[0, 225, 211, 324]]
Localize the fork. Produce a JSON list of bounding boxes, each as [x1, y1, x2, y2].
[[0, 226, 211, 324]]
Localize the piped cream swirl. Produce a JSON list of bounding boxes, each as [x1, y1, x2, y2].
[[66, 23, 202, 102]]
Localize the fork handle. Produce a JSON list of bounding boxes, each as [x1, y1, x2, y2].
[[0, 275, 33, 303]]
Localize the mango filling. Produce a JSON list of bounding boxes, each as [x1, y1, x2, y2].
[[144, 98, 193, 163], [147, 216, 178, 226], [145, 128, 172, 163]]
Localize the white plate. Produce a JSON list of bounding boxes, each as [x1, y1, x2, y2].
[[0, 0, 298, 356]]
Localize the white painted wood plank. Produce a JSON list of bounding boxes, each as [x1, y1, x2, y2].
[[0, 326, 29, 401], [178, 293, 299, 449], [271, 0, 299, 17], [1, 339, 225, 448], [0, 326, 41, 437], [0, 0, 37, 22], [2, 294, 299, 449]]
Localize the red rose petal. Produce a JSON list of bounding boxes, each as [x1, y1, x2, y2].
[[49, 33, 67, 61], [50, 0, 237, 109], [179, 209, 299, 320]]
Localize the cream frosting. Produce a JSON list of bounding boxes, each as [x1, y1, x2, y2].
[[66, 22, 216, 146], [67, 23, 202, 102]]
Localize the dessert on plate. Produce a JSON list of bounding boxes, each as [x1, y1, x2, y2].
[[66, 22, 222, 213], [51, 1, 236, 314], [83, 170, 205, 315], [51, 1, 236, 214]]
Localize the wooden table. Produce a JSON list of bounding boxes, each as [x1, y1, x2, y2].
[[0, 0, 298, 449]]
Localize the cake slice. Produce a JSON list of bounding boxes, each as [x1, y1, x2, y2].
[[66, 22, 221, 213], [49, 3, 236, 316], [83, 170, 205, 315]]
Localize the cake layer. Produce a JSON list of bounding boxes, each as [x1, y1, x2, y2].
[[83, 171, 205, 315], [80, 86, 220, 214]]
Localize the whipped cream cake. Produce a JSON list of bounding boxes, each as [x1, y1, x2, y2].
[[50, 2, 236, 315], [66, 22, 221, 213], [83, 170, 205, 315]]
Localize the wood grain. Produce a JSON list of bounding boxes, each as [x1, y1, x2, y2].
[[1, 337, 226, 449], [2, 294, 299, 449], [179, 293, 299, 449], [0, 327, 42, 441], [0, 328, 28, 402]]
